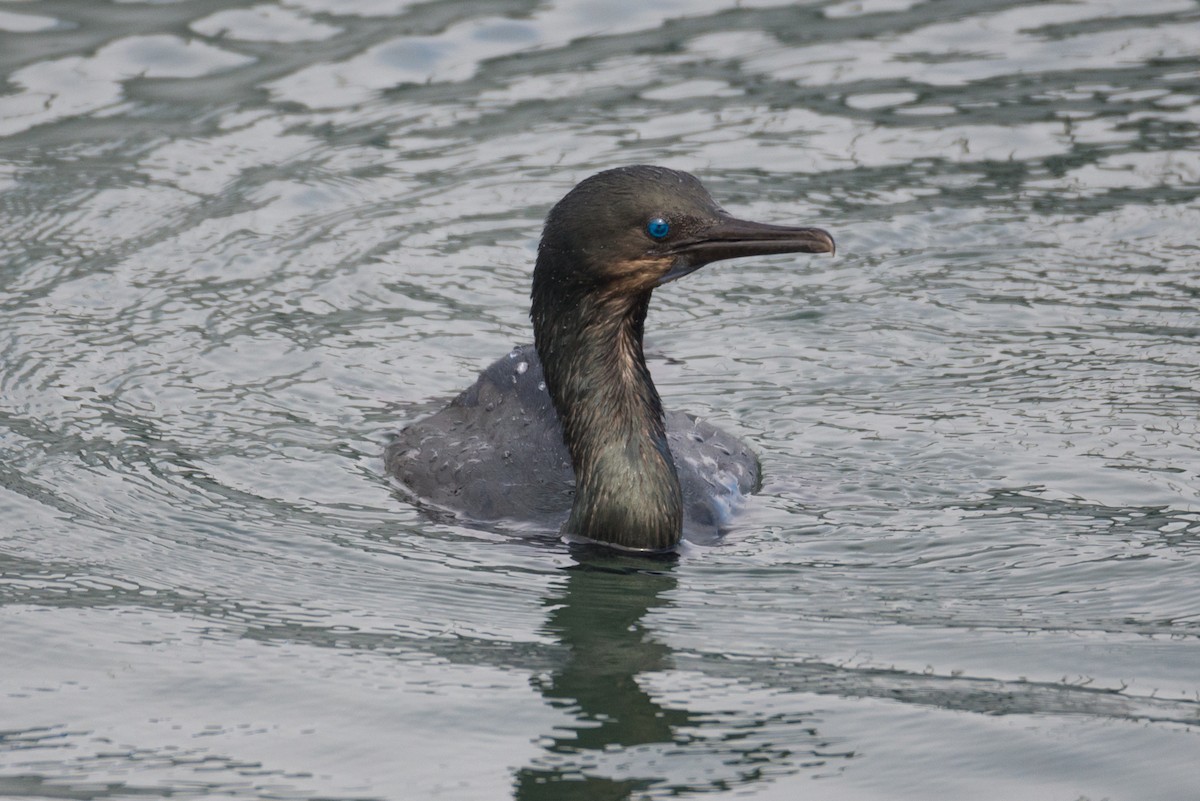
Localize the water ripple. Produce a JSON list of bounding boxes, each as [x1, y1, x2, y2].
[[3, 0, 1199, 798]]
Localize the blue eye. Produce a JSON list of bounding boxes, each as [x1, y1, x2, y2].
[[646, 217, 670, 239]]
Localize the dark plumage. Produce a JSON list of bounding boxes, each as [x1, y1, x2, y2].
[[386, 166, 834, 551]]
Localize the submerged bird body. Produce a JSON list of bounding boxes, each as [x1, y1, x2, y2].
[[389, 343, 758, 541], [387, 166, 834, 551]]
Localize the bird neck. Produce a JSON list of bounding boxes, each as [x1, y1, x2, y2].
[[532, 285, 683, 551]]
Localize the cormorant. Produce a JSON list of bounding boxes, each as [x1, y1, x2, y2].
[[386, 165, 834, 552]]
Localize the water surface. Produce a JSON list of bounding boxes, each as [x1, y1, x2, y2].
[[2, 1, 1199, 799]]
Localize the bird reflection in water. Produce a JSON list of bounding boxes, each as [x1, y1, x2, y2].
[[512, 547, 820, 798]]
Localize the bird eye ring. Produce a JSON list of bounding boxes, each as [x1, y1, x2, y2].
[[645, 217, 670, 240]]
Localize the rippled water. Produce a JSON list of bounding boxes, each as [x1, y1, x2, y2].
[[2, 1, 1199, 799]]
